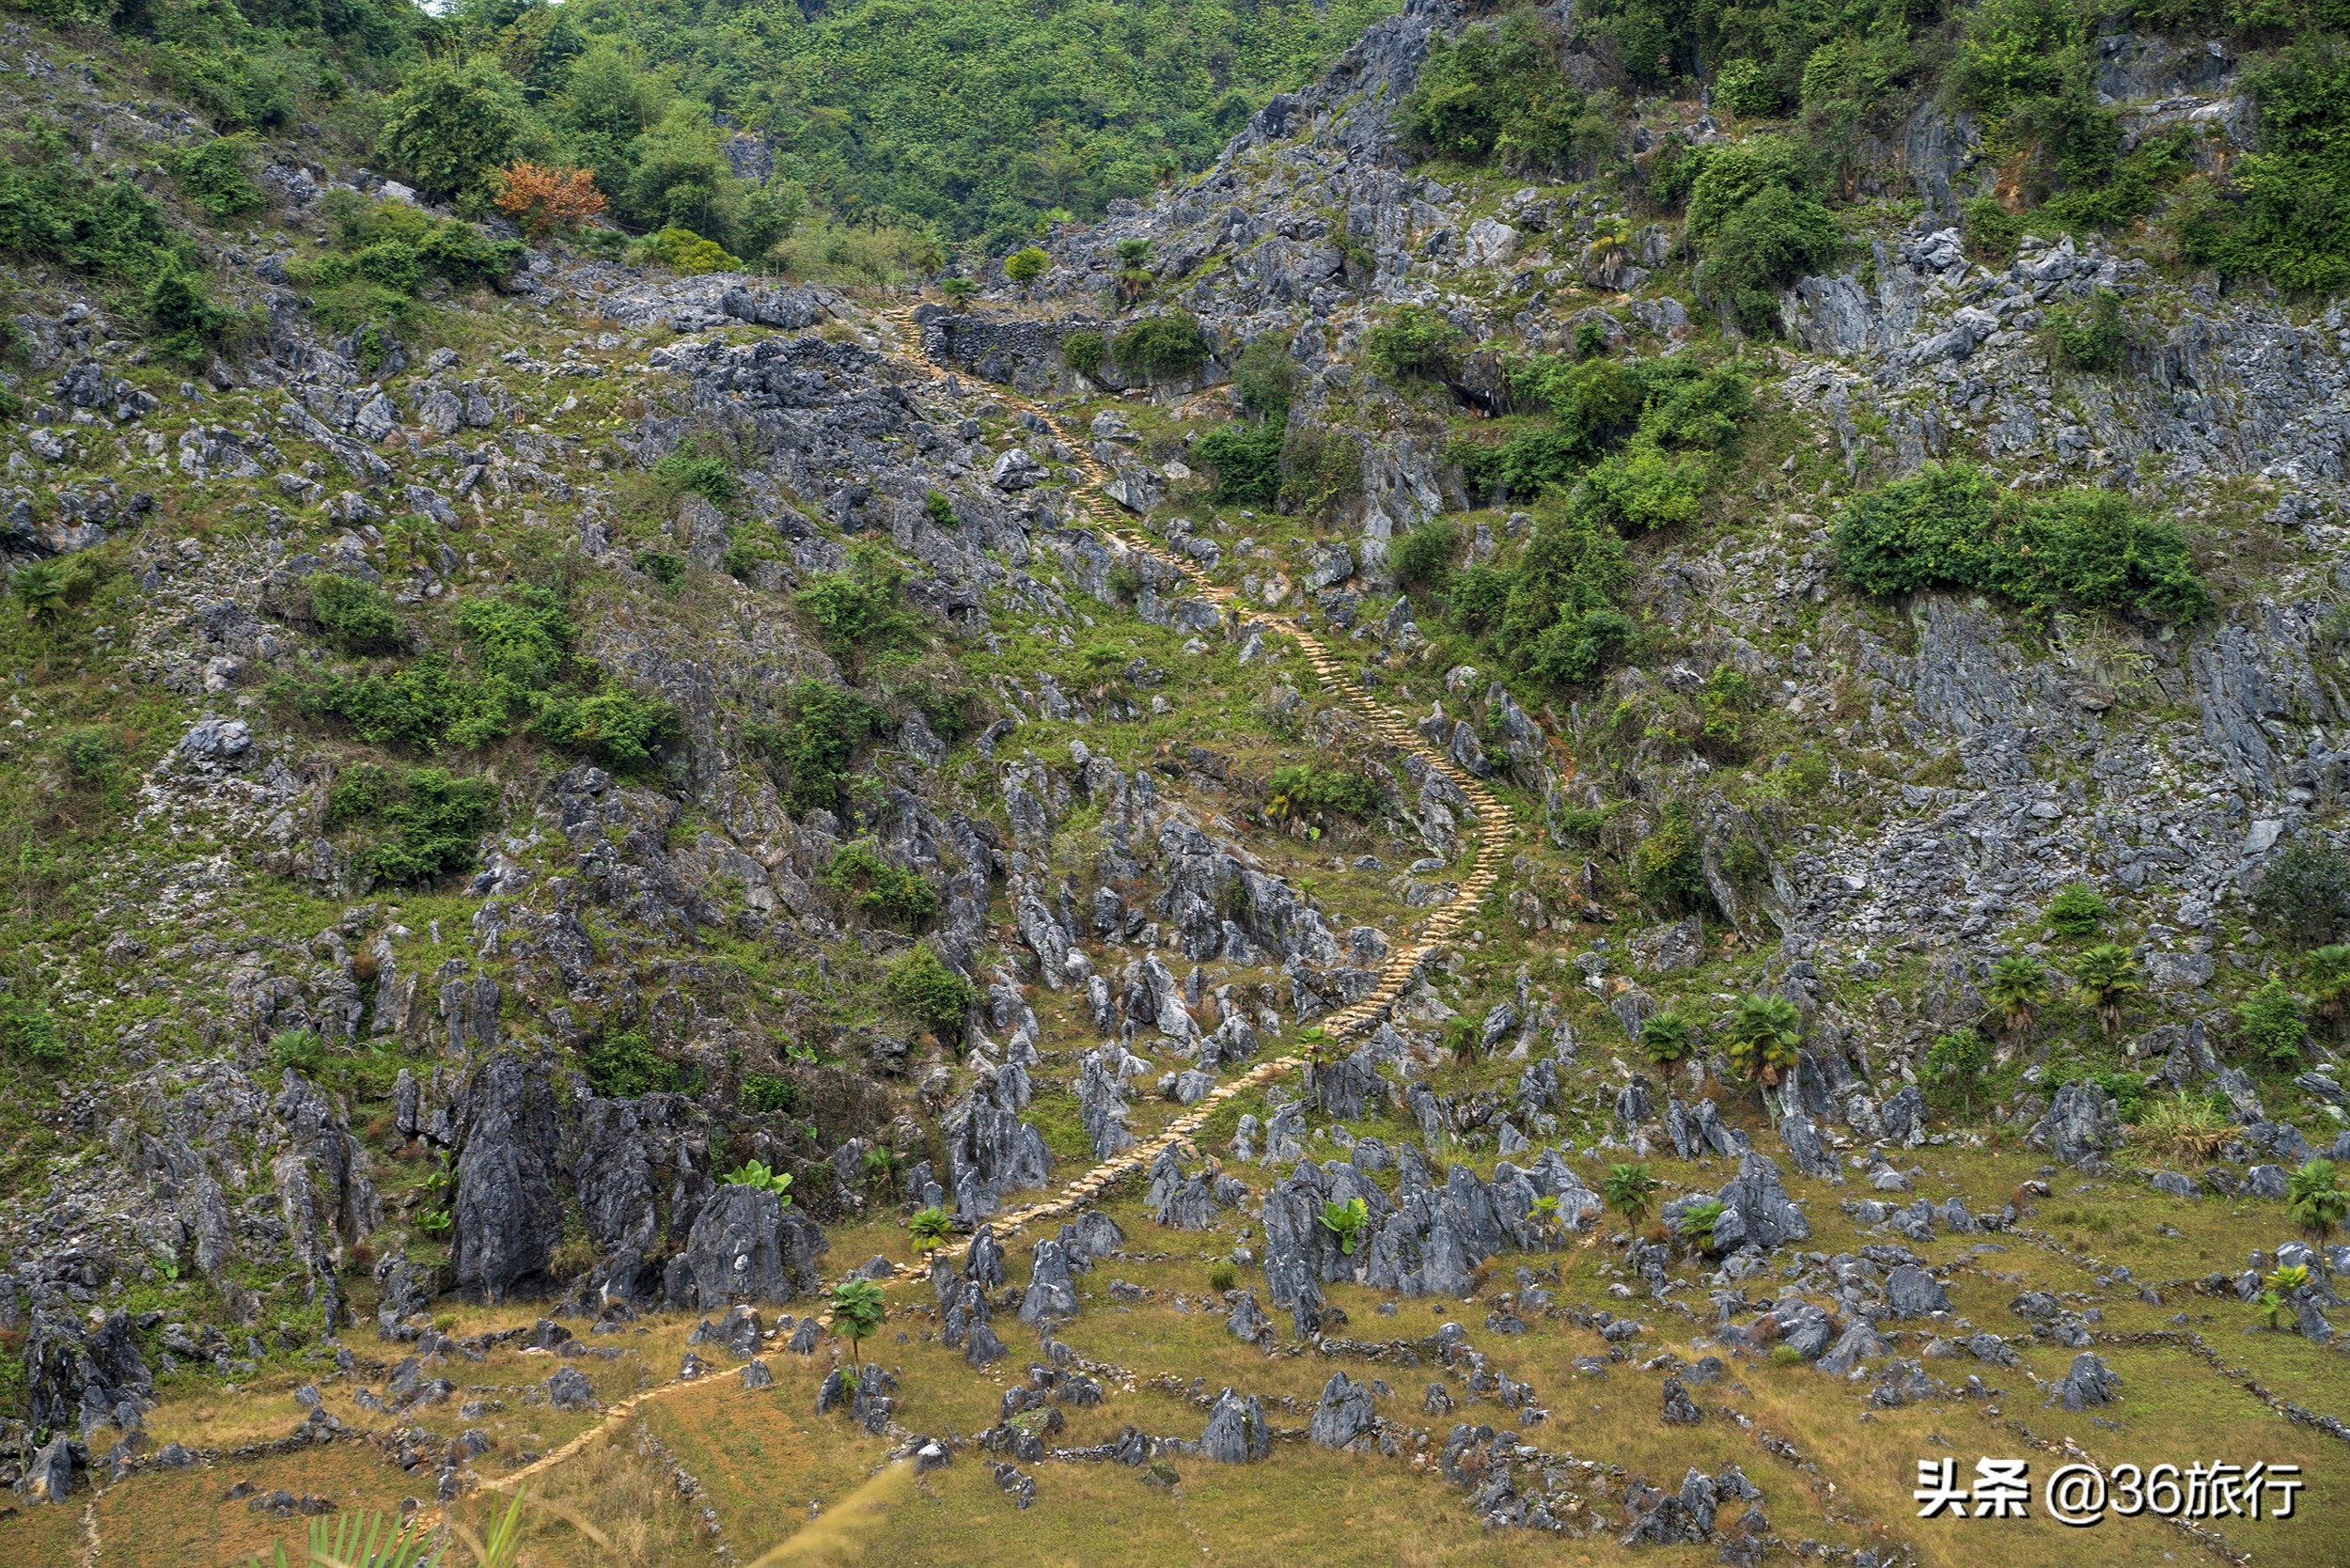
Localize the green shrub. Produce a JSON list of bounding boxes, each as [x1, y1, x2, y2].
[[60, 727, 121, 789], [653, 448, 738, 505], [2044, 882, 2107, 936], [1924, 1027, 1991, 1115], [1962, 196, 2026, 263], [1192, 422, 1283, 509], [1715, 58, 1783, 118], [2249, 840, 2350, 947], [1111, 312, 1209, 379], [887, 943, 976, 1038], [925, 491, 958, 530], [1834, 463, 2210, 623], [637, 226, 742, 274], [1390, 520, 1461, 593], [741, 1073, 806, 1116], [310, 572, 403, 655], [1363, 306, 1462, 382], [1004, 245, 1048, 285], [269, 1027, 325, 1075], [1638, 1010, 1697, 1064], [2178, 39, 2350, 293], [327, 764, 501, 886], [1700, 182, 1840, 333], [167, 135, 265, 221], [1266, 764, 1383, 819], [145, 269, 237, 367], [1206, 1260, 1239, 1293], [0, 994, 69, 1065], [0, 131, 179, 277], [764, 681, 885, 815], [1399, 8, 1596, 174], [635, 549, 685, 587], [1060, 329, 1105, 380], [2048, 290, 2130, 373], [455, 586, 574, 688], [1278, 425, 1362, 520], [584, 1028, 680, 1098], [534, 681, 675, 770], [797, 546, 922, 664], [1231, 337, 1296, 416], [2238, 979, 2308, 1068], [379, 55, 533, 207], [1677, 1197, 1728, 1247], [1633, 802, 1708, 911], [825, 839, 941, 927]]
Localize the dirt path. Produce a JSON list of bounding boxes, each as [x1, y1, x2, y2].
[[875, 306, 1515, 1267]]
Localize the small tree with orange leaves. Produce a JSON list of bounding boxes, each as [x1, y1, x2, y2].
[[492, 162, 607, 239]]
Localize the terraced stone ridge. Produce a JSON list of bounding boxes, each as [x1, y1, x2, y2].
[[878, 306, 1512, 1267]]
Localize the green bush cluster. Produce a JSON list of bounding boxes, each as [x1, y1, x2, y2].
[[292, 194, 526, 336], [539, 0, 1395, 249], [325, 762, 501, 885], [1363, 306, 1463, 383], [1672, 136, 1841, 332], [584, 1027, 680, 1098], [0, 994, 69, 1066], [1440, 513, 1636, 689], [2251, 841, 2350, 947], [145, 269, 243, 368], [1231, 337, 1297, 417], [1399, 6, 1606, 174], [1833, 463, 2212, 623], [796, 545, 925, 670], [1060, 330, 1106, 381], [741, 1073, 806, 1116], [1457, 353, 1749, 514], [2179, 36, 2350, 291], [166, 135, 266, 220], [2047, 290, 2131, 373], [1111, 312, 1209, 380], [310, 572, 404, 655], [653, 446, 739, 506], [1266, 764, 1384, 819], [1194, 422, 1284, 509], [634, 226, 742, 274], [294, 585, 675, 768], [0, 129, 182, 278], [754, 682, 885, 817], [824, 839, 941, 928], [1390, 520, 1462, 593], [886, 943, 976, 1039]]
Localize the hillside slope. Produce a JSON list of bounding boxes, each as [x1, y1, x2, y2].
[[1, 0, 2349, 1561]]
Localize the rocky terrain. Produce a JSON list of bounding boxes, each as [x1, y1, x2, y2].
[[2, 0, 2350, 1563]]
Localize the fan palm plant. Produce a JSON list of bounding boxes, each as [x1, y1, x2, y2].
[[1602, 1163, 1658, 1227], [2307, 945, 2350, 1032], [2071, 943, 2143, 1038], [1724, 994, 1801, 1095], [1983, 953, 2050, 1039]]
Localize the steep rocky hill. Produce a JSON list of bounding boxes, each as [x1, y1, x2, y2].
[[3, 0, 2350, 1561]]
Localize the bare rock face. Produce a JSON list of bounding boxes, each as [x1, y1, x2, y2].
[[448, 1053, 567, 1301], [2047, 1352, 2122, 1411], [662, 1184, 828, 1309], [1016, 1238, 1080, 1325], [1708, 1153, 1810, 1252], [26, 1309, 152, 1440], [1308, 1372, 1376, 1450], [1200, 1388, 1270, 1464], [2028, 1081, 2123, 1168]]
